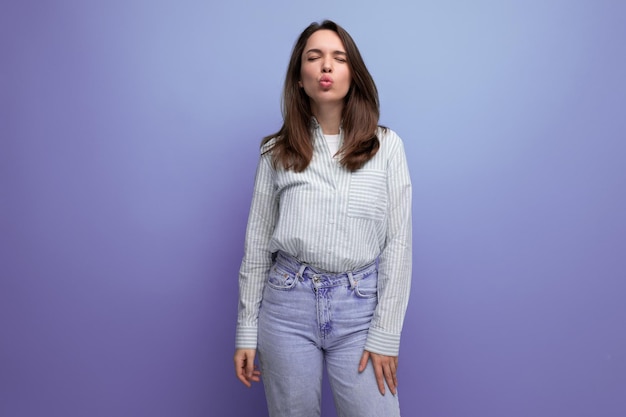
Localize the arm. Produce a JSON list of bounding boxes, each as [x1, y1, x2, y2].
[[234, 153, 277, 385], [360, 133, 412, 394]]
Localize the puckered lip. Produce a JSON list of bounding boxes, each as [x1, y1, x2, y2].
[[319, 75, 333, 83]]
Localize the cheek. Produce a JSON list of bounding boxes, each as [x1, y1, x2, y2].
[[301, 66, 316, 81], [339, 68, 351, 83], [341, 73, 352, 89]]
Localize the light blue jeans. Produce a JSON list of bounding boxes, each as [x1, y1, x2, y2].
[[258, 252, 400, 417]]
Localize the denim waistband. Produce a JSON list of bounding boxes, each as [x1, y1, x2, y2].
[[274, 251, 377, 280]]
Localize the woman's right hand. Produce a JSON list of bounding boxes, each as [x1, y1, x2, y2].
[[234, 348, 261, 387]]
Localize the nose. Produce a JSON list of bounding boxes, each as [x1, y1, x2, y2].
[[322, 58, 332, 73]]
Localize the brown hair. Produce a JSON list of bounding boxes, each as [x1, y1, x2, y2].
[[262, 20, 381, 172]]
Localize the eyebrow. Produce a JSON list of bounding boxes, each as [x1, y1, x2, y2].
[[305, 48, 347, 56]]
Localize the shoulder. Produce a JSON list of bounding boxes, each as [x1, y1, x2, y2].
[[376, 127, 405, 154], [260, 136, 278, 156]]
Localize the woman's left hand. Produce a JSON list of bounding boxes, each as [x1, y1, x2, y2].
[[358, 350, 399, 396]]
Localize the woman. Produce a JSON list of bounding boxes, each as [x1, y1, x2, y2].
[[234, 20, 412, 417]]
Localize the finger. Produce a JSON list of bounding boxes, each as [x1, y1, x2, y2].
[[372, 357, 386, 395], [234, 355, 252, 387], [238, 373, 252, 387], [358, 351, 370, 373], [391, 360, 398, 391], [250, 364, 262, 382], [383, 361, 396, 395], [245, 351, 256, 379]]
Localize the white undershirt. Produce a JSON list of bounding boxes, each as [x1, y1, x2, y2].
[[324, 134, 341, 157]]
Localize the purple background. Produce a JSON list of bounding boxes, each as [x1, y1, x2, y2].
[[2, 1, 625, 416]]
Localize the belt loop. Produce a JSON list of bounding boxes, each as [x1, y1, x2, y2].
[[296, 263, 307, 279], [348, 271, 356, 289]]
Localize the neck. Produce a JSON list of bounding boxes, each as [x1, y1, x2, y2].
[[311, 102, 343, 135]]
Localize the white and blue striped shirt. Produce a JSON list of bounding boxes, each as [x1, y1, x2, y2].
[[236, 121, 412, 356]]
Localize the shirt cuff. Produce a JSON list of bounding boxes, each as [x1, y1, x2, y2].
[[364, 327, 401, 356], [235, 325, 258, 349]]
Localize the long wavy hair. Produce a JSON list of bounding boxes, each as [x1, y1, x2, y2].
[[262, 20, 381, 172]]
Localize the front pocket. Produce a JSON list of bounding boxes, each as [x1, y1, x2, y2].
[[347, 169, 387, 221], [266, 265, 298, 291], [354, 274, 378, 299]]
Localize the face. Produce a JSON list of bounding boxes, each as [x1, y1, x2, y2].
[[299, 29, 352, 110]]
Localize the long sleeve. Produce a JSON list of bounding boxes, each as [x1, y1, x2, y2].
[[364, 136, 413, 356], [235, 153, 277, 349], [236, 128, 412, 355]]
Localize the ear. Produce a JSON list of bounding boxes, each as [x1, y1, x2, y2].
[[298, 80, 303, 88]]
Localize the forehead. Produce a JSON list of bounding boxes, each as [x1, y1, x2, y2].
[[303, 29, 345, 52]]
